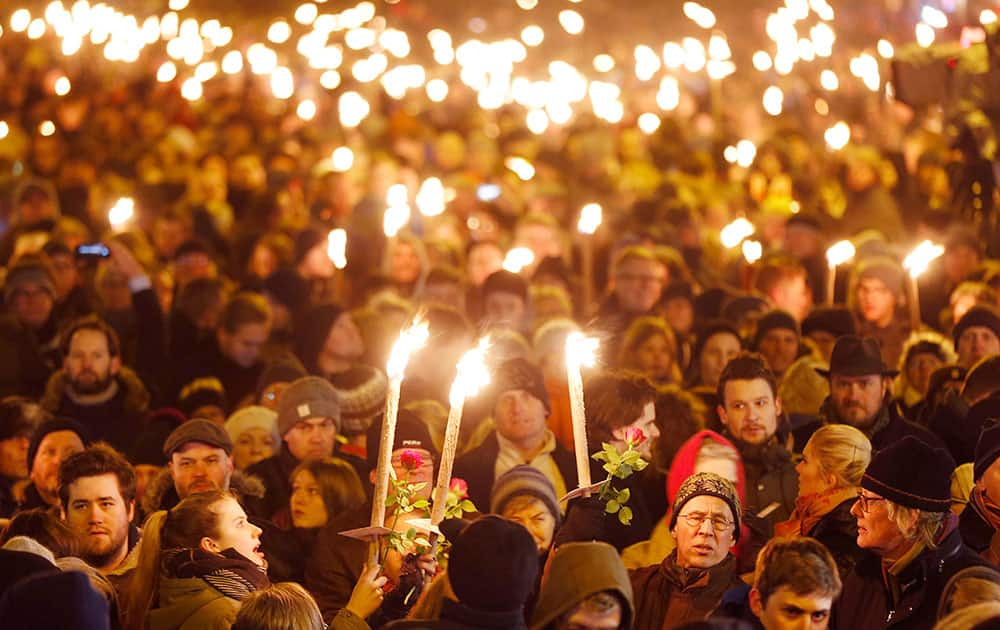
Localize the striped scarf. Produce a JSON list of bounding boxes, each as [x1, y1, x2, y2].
[[162, 547, 270, 601]]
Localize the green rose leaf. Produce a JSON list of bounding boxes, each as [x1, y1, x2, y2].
[[618, 506, 633, 525]]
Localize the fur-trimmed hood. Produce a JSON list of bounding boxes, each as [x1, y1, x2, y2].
[[40, 365, 151, 415], [141, 466, 266, 517]]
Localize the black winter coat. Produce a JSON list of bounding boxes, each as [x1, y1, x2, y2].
[[807, 498, 865, 579], [452, 432, 578, 515], [833, 527, 993, 630], [795, 397, 944, 454]]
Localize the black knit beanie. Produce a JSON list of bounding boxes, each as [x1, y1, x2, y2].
[[445, 515, 539, 613], [27, 418, 92, 473], [861, 436, 954, 512]]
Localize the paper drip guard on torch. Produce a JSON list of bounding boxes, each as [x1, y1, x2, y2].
[[560, 332, 607, 503], [339, 319, 429, 563], [903, 240, 944, 331]]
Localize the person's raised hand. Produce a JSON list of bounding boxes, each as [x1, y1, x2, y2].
[[345, 563, 389, 620], [106, 240, 146, 281]]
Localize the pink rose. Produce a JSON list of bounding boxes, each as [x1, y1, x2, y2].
[[449, 478, 469, 497]]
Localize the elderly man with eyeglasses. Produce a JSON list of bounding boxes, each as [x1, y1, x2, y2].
[[834, 436, 998, 629], [628, 472, 743, 628]]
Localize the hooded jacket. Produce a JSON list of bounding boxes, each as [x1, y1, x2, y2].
[[41, 366, 150, 454], [531, 542, 635, 630]]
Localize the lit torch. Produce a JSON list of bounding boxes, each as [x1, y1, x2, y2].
[[903, 240, 944, 330], [430, 338, 491, 526], [578, 203, 602, 312], [369, 319, 429, 560], [566, 332, 599, 494], [108, 197, 135, 231], [825, 240, 855, 305]]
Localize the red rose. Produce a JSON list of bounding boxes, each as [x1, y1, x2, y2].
[[623, 427, 647, 446], [399, 449, 424, 471]]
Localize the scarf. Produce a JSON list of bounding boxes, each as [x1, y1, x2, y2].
[[774, 486, 859, 538], [162, 547, 270, 601], [971, 486, 1000, 565]]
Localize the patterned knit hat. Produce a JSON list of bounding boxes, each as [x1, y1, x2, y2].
[[329, 365, 388, 436], [669, 472, 742, 541], [490, 465, 561, 523]]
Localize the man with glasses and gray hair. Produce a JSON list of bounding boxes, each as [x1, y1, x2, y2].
[[629, 471, 743, 627], [835, 436, 998, 629]]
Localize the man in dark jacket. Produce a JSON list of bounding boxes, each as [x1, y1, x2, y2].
[[167, 291, 272, 406], [834, 436, 997, 629], [630, 472, 743, 628], [19, 417, 90, 512], [797, 335, 943, 452], [717, 353, 798, 527], [453, 358, 577, 513], [245, 375, 367, 519], [0, 258, 64, 398], [40, 316, 149, 454]]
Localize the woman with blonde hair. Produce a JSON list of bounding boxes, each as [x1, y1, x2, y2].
[[775, 424, 872, 576]]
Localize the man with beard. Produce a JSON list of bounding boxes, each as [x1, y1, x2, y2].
[[40, 316, 149, 453], [799, 335, 941, 453], [58, 443, 139, 587]]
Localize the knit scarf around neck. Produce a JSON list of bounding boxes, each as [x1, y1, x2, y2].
[[774, 486, 859, 538], [162, 547, 270, 601]]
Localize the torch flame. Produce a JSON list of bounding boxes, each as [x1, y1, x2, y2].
[[327, 229, 347, 269], [566, 331, 599, 371], [502, 247, 535, 273], [449, 337, 491, 407], [578, 203, 602, 235], [108, 198, 135, 228], [386, 319, 430, 381], [742, 240, 763, 264], [720, 218, 755, 249], [903, 240, 944, 279], [826, 240, 856, 268]]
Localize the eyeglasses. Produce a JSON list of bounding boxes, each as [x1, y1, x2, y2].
[[677, 512, 733, 532], [856, 494, 885, 513]]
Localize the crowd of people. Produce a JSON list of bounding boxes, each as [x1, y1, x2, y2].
[[3, 6, 1000, 630]]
